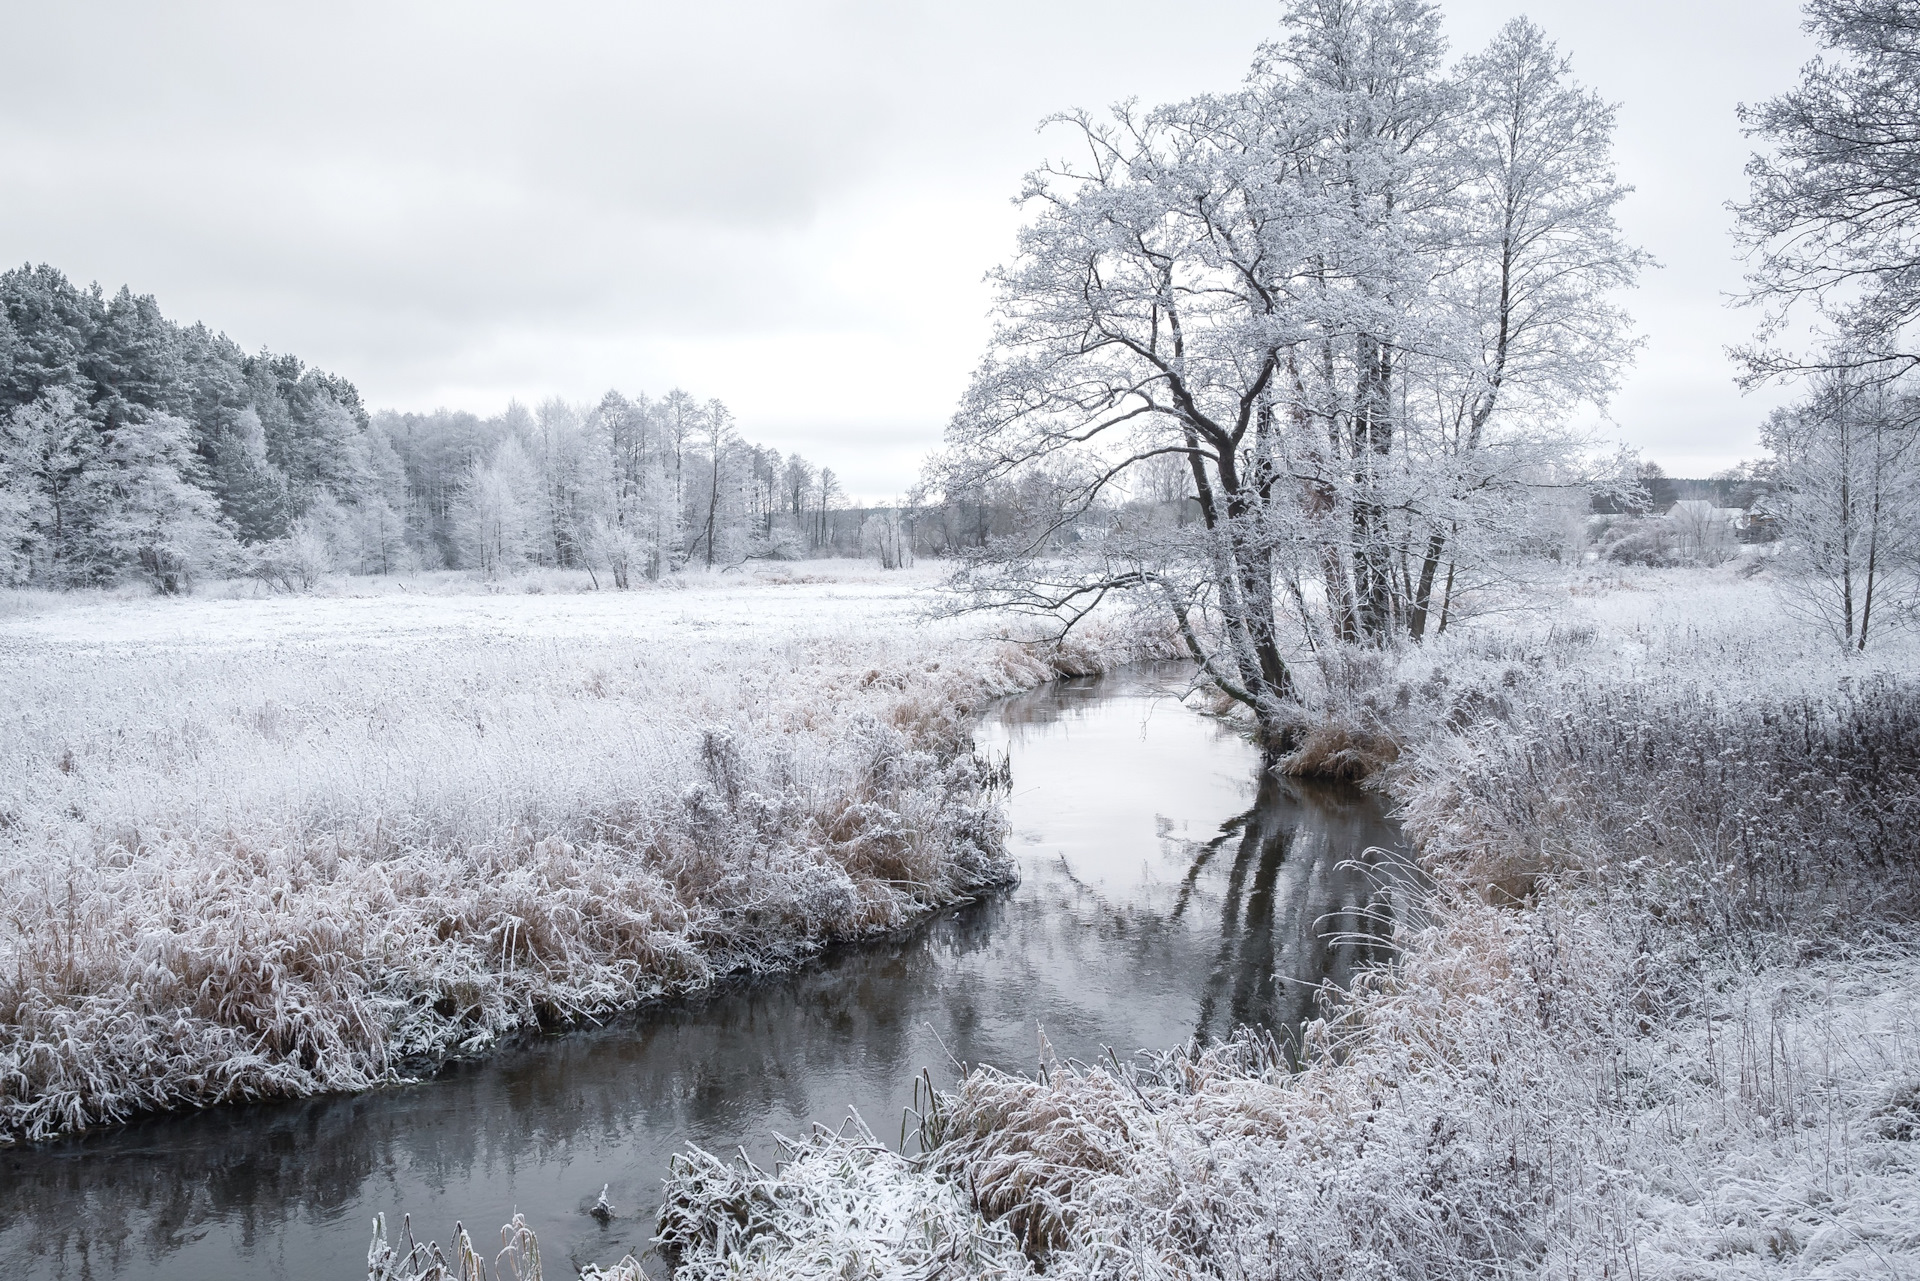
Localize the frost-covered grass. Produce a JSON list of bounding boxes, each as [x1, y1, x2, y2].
[[0, 562, 1172, 1145], [641, 564, 1920, 1279]]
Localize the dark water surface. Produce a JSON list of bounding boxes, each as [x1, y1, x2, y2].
[[0, 665, 1412, 1280]]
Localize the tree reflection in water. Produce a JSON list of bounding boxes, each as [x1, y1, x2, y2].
[[1182, 771, 1408, 1049]]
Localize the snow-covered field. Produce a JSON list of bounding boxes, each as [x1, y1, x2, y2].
[[8, 562, 1918, 1277], [0, 563, 1166, 1145], [631, 566, 1920, 1281], [0, 563, 946, 650]]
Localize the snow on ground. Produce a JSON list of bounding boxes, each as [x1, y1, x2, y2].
[[0, 562, 984, 864], [9, 561, 1918, 1276], [636, 564, 1920, 1281], [0, 561, 952, 652], [0, 561, 1168, 1146]]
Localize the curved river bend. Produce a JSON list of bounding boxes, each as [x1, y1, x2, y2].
[[0, 665, 1412, 1280]]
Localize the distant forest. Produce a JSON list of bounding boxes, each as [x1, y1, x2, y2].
[[0, 262, 1734, 596], [0, 264, 893, 590]]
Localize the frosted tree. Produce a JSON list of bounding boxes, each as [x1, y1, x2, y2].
[[85, 411, 234, 591], [689, 400, 741, 568], [661, 388, 698, 516], [1736, 0, 1920, 382], [860, 509, 913, 569], [350, 413, 413, 573], [748, 445, 783, 537], [531, 397, 594, 566], [1763, 370, 1920, 649], [1666, 499, 1738, 564], [207, 406, 291, 542], [454, 437, 539, 578], [353, 496, 410, 574], [0, 483, 27, 585], [0, 390, 232, 590], [0, 392, 33, 584], [635, 457, 682, 578], [0, 386, 98, 583], [581, 457, 681, 587], [1736, 1, 1920, 647], [782, 454, 816, 533], [813, 467, 841, 550], [935, 0, 1440, 735], [933, 0, 1644, 740], [291, 493, 366, 573], [574, 390, 684, 586], [1402, 17, 1648, 637]]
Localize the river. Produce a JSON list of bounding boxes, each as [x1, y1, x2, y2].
[[0, 664, 1412, 1280]]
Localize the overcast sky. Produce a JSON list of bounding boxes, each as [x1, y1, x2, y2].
[[1, 1, 1816, 498]]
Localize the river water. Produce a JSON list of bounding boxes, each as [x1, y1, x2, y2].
[[0, 665, 1412, 1280]]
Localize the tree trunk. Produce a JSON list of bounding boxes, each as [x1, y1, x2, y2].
[[1408, 528, 1446, 641], [1350, 334, 1397, 641]]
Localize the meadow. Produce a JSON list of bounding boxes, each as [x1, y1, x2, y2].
[[7, 559, 1917, 1280], [0, 563, 1165, 1146]]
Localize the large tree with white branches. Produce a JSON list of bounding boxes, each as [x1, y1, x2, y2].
[[1736, 0, 1920, 383], [935, 0, 1644, 742]]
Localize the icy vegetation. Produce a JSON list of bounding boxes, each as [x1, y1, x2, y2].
[[636, 566, 1920, 1280], [0, 563, 1169, 1145]]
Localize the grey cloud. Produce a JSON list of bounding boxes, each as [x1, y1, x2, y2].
[[0, 0, 1824, 490]]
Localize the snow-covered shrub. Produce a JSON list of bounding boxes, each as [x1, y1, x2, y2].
[[1275, 644, 1407, 781], [245, 521, 334, 592], [656, 1126, 1032, 1280], [1404, 672, 1920, 932], [1596, 515, 1683, 566]]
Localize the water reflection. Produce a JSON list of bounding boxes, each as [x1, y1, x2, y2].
[[1186, 771, 1403, 1045], [0, 664, 1413, 1281]]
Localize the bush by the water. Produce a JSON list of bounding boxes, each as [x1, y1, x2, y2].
[[642, 569, 1920, 1279]]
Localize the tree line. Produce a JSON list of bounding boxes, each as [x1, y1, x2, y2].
[[365, 395, 857, 587], [0, 263, 870, 590], [0, 263, 373, 590]]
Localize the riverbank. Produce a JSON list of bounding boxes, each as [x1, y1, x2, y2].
[[5, 663, 1408, 1281], [642, 565, 1920, 1279], [0, 563, 1176, 1146]]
